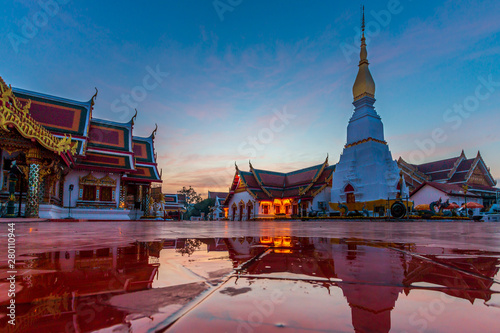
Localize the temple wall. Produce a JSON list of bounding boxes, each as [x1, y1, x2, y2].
[[63, 171, 121, 208], [410, 185, 481, 206], [227, 191, 255, 220], [312, 187, 331, 211]]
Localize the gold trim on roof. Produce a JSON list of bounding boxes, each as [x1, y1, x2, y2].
[[0, 77, 76, 155]]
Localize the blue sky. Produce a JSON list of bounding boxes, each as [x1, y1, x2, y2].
[[2, 0, 499, 194]]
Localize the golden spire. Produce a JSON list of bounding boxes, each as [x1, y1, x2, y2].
[[352, 6, 375, 101]]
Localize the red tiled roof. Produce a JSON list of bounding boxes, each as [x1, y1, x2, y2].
[[448, 171, 468, 183], [456, 159, 474, 172], [429, 171, 451, 181], [415, 156, 459, 174], [468, 184, 500, 192], [208, 191, 229, 199]]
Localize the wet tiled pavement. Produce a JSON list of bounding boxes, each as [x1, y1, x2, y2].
[[1, 221, 499, 332]]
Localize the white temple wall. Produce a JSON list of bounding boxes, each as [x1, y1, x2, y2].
[[410, 185, 481, 206], [312, 187, 332, 211], [331, 141, 407, 204], [227, 191, 255, 220], [346, 112, 384, 145], [63, 170, 121, 208]]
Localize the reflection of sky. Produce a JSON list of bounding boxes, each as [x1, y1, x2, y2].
[[2, 0, 499, 194]]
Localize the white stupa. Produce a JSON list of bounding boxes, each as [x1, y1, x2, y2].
[[331, 13, 408, 205]]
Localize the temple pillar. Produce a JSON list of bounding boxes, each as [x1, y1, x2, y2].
[[38, 177, 46, 203], [25, 149, 42, 218], [142, 185, 150, 213]]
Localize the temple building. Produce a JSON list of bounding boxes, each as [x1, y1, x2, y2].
[[159, 193, 186, 220], [399, 150, 499, 207], [207, 191, 228, 220], [224, 159, 334, 220], [223, 11, 409, 219], [0, 76, 161, 219], [330, 12, 408, 206]]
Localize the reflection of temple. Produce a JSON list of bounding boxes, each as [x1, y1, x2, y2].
[[0, 76, 161, 219], [224, 237, 499, 333], [0, 242, 159, 332]]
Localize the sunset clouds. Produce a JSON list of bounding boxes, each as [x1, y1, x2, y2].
[[2, 0, 499, 195]]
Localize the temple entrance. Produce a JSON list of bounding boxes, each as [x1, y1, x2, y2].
[[345, 184, 356, 203], [232, 205, 237, 221], [239, 204, 244, 221]]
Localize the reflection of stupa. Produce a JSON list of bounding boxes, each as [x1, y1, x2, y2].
[[331, 11, 408, 205], [221, 237, 499, 333]]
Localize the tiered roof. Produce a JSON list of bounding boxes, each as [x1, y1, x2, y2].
[[208, 191, 229, 207], [224, 157, 335, 204], [12, 87, 161, 182], [124, 128, 162, 182], [13, 87, 94, 156], [0, 78, 75, 165], [399, 150, 498, 195]]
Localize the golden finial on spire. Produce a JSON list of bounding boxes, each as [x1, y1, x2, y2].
[[361, 5, 365, 37], [352, 5, 375, 101]]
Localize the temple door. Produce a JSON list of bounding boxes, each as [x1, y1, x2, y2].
[[239, 205, 244, 221], [247, 205, 252, 220]]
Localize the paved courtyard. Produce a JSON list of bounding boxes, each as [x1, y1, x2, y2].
[[1, 221, 500, 332]]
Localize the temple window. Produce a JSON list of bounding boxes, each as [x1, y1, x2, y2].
[[100, 187, 113, 202], [82, 185, 97, 201], [77, 173, 117, 207], [292, 205, 298, 215], [274, 205, 281, 214], [263, 204, 269, 214], [284, 205, 290, 214]]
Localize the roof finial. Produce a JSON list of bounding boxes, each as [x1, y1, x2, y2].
[[90, 87, 98, 107], [235, 162, 239, 171], [131, 109, 138, 125], [151, 123, 158, 139]]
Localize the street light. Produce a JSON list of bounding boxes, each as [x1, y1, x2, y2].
[[66, 184, 74, 219], [462, 185, 469, 217]]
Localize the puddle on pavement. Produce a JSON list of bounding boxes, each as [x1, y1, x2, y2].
[[1, 237, 499, 332]]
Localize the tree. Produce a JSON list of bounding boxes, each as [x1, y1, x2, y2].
[[177, 186, 203, 220], [177, 186, 202, 206]]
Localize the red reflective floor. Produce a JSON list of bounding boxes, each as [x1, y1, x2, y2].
[[1, 221, 499, 332]]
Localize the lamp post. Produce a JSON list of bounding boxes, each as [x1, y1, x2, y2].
[[66, 184, 74, 219], [462, 185, 468, 217]]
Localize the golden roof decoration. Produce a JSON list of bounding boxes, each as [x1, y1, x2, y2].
[[352, 6, 376, 101], [0, 76, 76, 156]]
